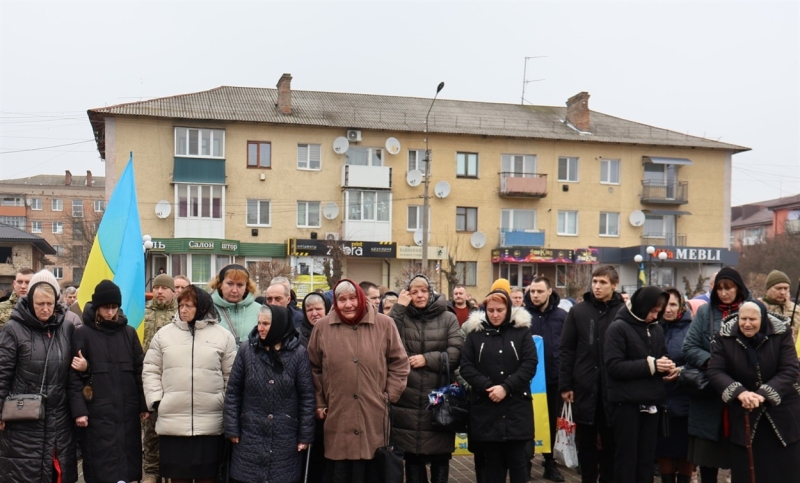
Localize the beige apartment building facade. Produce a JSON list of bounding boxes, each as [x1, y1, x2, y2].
[[88, 75, 747, 297]]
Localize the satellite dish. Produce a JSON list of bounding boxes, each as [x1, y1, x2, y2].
[[385, 137, 401, 155], [629, 210, 646, 227], [155, 200, 171, 219], [406, 170, 423, 187], [434, 181, 451, 198], [413, 228, 430, 246], [322, 202, 340, 220], [332, 137, 350, 154], [470, 231, 487, 249]]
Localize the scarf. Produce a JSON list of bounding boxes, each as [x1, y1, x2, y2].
[[332, 279, 368, 326], [259, 305, 294, 374], [717, 298, 742, 319]]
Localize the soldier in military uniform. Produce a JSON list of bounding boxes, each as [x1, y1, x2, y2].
[[0, 268, 34, 327], [142, 273, 178, 483]]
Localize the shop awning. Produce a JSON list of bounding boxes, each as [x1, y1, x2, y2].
[[643, 209, 692, 216], [642, 156, 693, 166]]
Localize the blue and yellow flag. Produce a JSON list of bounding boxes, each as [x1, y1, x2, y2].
[[637, 263, 647, 289], [531, 335, 552, 454], [77, 154, 145, 341]]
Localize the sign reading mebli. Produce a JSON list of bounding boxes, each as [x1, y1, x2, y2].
[[675, 248, 722, 261]]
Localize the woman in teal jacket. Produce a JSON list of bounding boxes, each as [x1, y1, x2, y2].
[[210, 264, 262, 345]]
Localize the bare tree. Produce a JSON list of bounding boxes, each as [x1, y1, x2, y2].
[[60, 209, 103, 270], [682, 267, 710, 299], [393, 263, 439, 293], [736, 234, 800, 300], [249, 259, 293, 294], [565, 264, 594, 300], [439, 230, 472, 298], [322, 239, 345, 289]]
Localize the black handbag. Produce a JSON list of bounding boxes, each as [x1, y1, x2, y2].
[[677, 312, 715, 398], [431, 352, 469, 432], [374, 403, 403, 483], [2, 337, 54, 422]]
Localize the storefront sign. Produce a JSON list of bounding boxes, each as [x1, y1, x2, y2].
[[574, 248, 599, 264], [149, 238, 269, 256], [396, 245, 448, 260], [491, 247, 574, 264], [188, 241, 215, 250], [675, 248, 722, 261], [289, 239, 397, 258]]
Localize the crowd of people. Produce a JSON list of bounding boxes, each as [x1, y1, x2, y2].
[[0, 262, 796, 483]]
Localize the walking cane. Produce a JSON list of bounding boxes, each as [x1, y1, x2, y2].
[[303, 442, 313, 483], [744, 411, 756, 483]]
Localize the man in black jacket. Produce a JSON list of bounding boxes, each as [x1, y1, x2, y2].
[[559, 265, 624, 483], [523, 276, 566, 482]]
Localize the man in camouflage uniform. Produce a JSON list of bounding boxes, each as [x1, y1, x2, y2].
[[0, 268, 34, 327], [761, 270, 800, 341], [142, 274, 178, 483]]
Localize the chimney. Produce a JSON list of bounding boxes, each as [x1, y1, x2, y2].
[[65, 170, 72, 186], [276, 73, 293, 115], [86, 170, 93, 187], [565, 92, 591, 132]]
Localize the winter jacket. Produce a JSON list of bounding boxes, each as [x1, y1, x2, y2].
[[224, 326, 315, 483], [707, 312, 800, 448], [762, 298, 800, 343], [0, 297, 77, 483], [661, 311, 692, 417], [0, 292, 18, 328], [142, 312, 237, 436], [143, 298, 177, 352], [604, 305, 669, 405], [307, 304, 410, 460], [460, 299, 537, 443], [69, 304, 147, 483], [559, 291, 624, 425], [288, 303, 305, 329], [523, 290, 566, 386], [389, 294, 464, 455], [211, 291, 261, 344]]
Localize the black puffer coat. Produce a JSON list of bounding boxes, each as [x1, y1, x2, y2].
[[69, 303, 147, 483], [389, 293, 463, 455], [0, 297, 77, 483], [459, 292, 537, 443], [523, 290, 566, 386], [224, 323, 315, 483]]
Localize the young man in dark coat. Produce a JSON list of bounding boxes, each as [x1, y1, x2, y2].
[[559, 265, 624, 483], [523, 276, 566, 482]]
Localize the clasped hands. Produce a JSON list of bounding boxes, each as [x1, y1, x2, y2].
[[656, 356, 680, 382], [738, 391, 765, 410]]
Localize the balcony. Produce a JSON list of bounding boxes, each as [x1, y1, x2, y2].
[[341, 165, 392, 189], [641, 233, 687, 247], [786, 219, 800, 235], [499, 229, 545, 247], [641, 181, 688, 204], [499, 172, 547, 198]]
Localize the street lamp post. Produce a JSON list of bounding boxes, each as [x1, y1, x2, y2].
[[143, 235, 154, 289], [421, 82, 445, 269], [634, 245, 668, 286]]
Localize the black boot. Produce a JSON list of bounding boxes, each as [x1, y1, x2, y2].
[[677, 475, 691, 483], [660, 474, 676, 483], [543, 459, 565, 482], [430, 461, 449, 483], [699, 466, 718, 483], [405, 460, 428, 483]]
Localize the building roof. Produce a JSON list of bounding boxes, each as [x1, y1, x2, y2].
[[731, 208, 774, 229], [768, 193, 800, 210], [88, 85, 749, 159], [0, 174, 105, 189], [0, 224, 56, 255]]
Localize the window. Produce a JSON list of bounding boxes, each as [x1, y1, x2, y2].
[[247, 141, 271, 168], [501, 154, 537, 176], [72, 267, 83, 285], [501, 209, 537, 231], [72, 200, 83, 218], [52, 222, 63, 234], [0, 197, 23, 206], [31, 221, 42, 233], [175, 127, 225, 158], [347, 191, 391, 221], [177, 185, 222, 219], [297, 144, 321, 170], [30, 198, 42, 210], [192, 254, 211, 286], [456, 207, 478, 232], [346, 147, 383, 166], [297, 201, 321, 228], [52, 245, 65, 256], [558, 157, 579, 182], [600, 159, 620, 184], [599, 212, 620, 236], [52, 267, 63, 279], [246, 200, 271, 226], [644, 215, 676, 237], [557, 211, 578, 236], [455, 262, 478, 286], [94, 200, 105, 212], [52, 199, 63, 211], [407, 205, 431, 231], [408, 149, 428, 175], [72, 223, 84, 240], [456, 152, 479, 178], [555, 265, 567, 288], [0, 216, 26, 229]]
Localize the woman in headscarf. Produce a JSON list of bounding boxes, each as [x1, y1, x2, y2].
[[379, 291, 398, 316], [307, 279, 410, 483], [707, 301, 800, 482], [143, 285, 237, 483], [299, 292, 331, 348], [224, 304, 315, 483], [604, 286, 677, 483], [389, 275, 463, 483], [210, 264, 261, 345]]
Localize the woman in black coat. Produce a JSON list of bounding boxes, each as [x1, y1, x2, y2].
[[0, 270, 78, 483], [68, 280, 148, 483], [604, 286, 677, 483], [707, 301, 800, 483], [224, 304, 315, 483], [460, 289, 537, 483]]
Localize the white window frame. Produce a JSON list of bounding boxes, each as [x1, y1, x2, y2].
[[72, 200, 83, 218], [456, 152, 479, 178], [246, 199, 271, 227], [455, 261, 478, 286], [600, 159, 620, 184], [52, 222, 63, 234], [174, 127, 225, 159], [176, 184, 223, 219], [94, 200, 105, 212], [407, 205, 431, 231], [31, 221, 42, 233], [345, 147, 384, 167], [0, 217, 25, 229], [297, 201, 321, 228], [53, 245, 64, 257], [297, 144, 322, 171], [52, 267, 63, 279], [599, 212, 620, 237], [51, 199, 63, 211], [1, 197, 23, 207], [30, 198, 42, 210], [557, 211, 578, 236], [501, 154, 537, 177], [346, 190, 391, 222], [408, 149, 428, 175], [500, 209, 537, 231], [558, 156, 579, 182]]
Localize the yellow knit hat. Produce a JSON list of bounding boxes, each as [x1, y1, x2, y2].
[[490, 278, 512, 295]]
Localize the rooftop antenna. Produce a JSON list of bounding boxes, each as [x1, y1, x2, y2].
[[521, 56, 547, 105]]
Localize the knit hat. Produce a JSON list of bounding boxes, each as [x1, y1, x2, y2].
[[152, 273, 175, 291], [490, 278, 512, 296], [765, 270, 791, 290], [92, 280, 122, 308], [28, 270, 61, 298]]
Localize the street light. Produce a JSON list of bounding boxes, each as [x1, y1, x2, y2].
[[421, 82, 445, 269], [143, 235, 154, 289], [634, 245, 668, 285]]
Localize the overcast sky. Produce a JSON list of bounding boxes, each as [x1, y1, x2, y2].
[[1, 1, 797, 206]]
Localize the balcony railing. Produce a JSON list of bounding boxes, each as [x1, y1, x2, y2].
[[786, 219, 800, 235], [499, 172, 547, 198], [641, 233, 687, 247], [341, 165, 392, 189], [499, 229, 545, 247], [641, 181, 688, 204]]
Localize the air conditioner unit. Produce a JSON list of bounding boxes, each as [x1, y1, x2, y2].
[[347, 130, 362, 142], [325, 232, 339, 241]]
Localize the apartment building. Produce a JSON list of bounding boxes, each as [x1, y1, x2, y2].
[[87, 74, 747, 297], [731, 193, 800, 249]]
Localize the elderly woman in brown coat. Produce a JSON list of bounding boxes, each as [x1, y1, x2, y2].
[[308, 279, 410, 483], [389, 275, 463, 483]]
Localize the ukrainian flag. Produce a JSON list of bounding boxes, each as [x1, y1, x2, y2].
[[531, 335, 552, 453], [77, 154, 145, 341], [637, 263, 647, 289]]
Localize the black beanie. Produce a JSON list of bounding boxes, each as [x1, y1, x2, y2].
[[92, 280, 122, 308]]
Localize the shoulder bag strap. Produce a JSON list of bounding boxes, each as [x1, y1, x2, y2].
[[220, 308, 239, 341], [439, 351, 451, 388], [38, 333, 55, 395]]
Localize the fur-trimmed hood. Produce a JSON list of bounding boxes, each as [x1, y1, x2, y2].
[[719, 310, 789, 338], [462, 306, 532, 334]]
